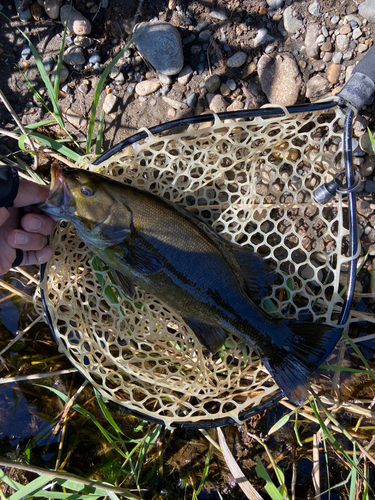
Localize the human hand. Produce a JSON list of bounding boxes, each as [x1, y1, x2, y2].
[[0, 178, 56, 276]]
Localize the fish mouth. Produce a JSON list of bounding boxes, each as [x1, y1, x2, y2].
[[38, 165, 75, 218]]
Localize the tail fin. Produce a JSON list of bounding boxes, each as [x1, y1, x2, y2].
[[262, 322, 342, 405]]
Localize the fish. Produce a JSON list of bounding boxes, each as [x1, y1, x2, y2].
[[40, 165, 342, 405]]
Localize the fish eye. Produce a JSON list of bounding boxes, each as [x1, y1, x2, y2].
[[81, 186, 94, 196]]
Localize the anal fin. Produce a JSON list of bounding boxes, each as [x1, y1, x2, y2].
[[182, 316, 228, 353]]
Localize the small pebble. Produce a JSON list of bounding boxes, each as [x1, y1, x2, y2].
[[103, 93, 118, 114], [226, 79, 236, 91], [162, 96, 188, 110], [205, 74, 221, 93], [43, 56, 54, 72], [158, 72, 172, 85], [198, 30, 212, 42], [50, 64, 69, 83], [308, 0, 322, 17], [209, 94, 227, 113], [227, 51, 247, 68], [266, 0, 283, 8], [226, 100, 244, 111], [21, 45, 31, 59], [44, 0, 62, 19], [63, 46, 85, 66], [74, 36, 93, 48], [186, 92, 197, 108], [177, 65, 193, 85], [110, 67, 120, 79], [89, 53, 101, 64], [332, 52, 343, 64], [135, 79, 161, 96], [327, 63, 341, 84], [209, 10, 228, 21], [115, 72, 125, 85], [352, 27, 362, 40], [182, 34, 196, 45]]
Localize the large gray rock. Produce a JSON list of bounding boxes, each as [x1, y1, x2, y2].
[[305, 74, 330, 99], [133, 21, 184, 76], [257, 53, 302, 106], [358, 0, 375, 23]]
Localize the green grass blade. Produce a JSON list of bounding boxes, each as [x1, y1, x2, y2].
[[95, 109, 105, 155], [0, 469, 22, 491], [7, 475, 52, 500], [349, 443, 357, 500], [19, 132, 80, 162], [267, 412, 292, 435], [255, 457, 284, 500], [341, 330, 375, 384], [94, 388, 124, 435], [86, 32, 142, 153], [367, 127, 375, 153], [193, 444, 211, 500]]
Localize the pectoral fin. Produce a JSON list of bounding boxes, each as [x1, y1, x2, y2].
[[182, 316, 228, 353], [120, 241, 163, 274]]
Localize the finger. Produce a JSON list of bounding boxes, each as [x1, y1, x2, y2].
[[13, 180, 50, 208], [7, 229, 48, 251], [20, 213, 56, 236], [0, 207, 10, 226], [21, 246, 54, 267]]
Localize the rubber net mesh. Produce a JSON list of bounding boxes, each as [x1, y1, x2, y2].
[[37, 103, 352, 428]]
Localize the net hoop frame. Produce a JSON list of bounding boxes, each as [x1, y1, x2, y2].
[[39, 98, 358, 429]]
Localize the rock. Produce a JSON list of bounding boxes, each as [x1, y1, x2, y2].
[[358, 44, 369, 53], [257, 53, 302, 106], [198, 30, 212, 42], [21, 45, 31, 59], [177, 65, 193, 85], [186, 93, 197, 108], [205, 74, 221, 93], [336, 34, 349, 52], [267, 0, 283, 8], [63, 46, 85, 66], [162, 97, 188, 110], [352, 27, 362, 39], [60, 5, 91, 36], [74, 36, 93, 48], [227, 51, 248, 68], [30, 2, 43, 20], [135, 79, 161, 96], [110, 67, 120, 79], [305, 23, 320, 59], [44, 0, 62, 19], [43, 56, 54, 72], [226, 100, 244, 111], [209, 94, 227, 113], [63, 109, 86, 129], [89, 53, 101, 64], [220, 83, 231, 96], [332, 52, 343, 64], [103, 93, 118, 114], [253, 28, 274, 48], [14, 0, 32, 21], [308, 0, 321, 17], [357, 198, 374, 217], [327, 63, 341, 84], [157, 72, 172, 85], [321, 38, 332, 52], [209, 10, 227, 21], [283, 6, 303, 34], [365, 180, 375, 193], [358, 0, 375, 23], [115, 72, 125, 85], [133, 21, 184, 75], [50, 64, 69, 83], [305, 74, 330, 99], [226, 79, 236, 91]]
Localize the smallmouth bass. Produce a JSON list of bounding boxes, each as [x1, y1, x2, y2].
[[41, 166, 342, 405]]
